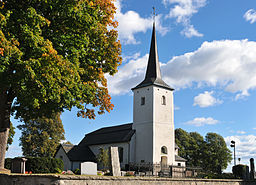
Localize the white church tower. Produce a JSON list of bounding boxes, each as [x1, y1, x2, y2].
[[131, 22, 175, 168]]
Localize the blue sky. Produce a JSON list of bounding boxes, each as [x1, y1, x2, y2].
[[7, 0, 256, 171]]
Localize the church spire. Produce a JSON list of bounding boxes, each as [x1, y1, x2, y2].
[[145, 21, 162, 81], [132, 21, 174, 91]]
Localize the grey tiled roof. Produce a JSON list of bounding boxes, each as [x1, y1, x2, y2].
[[175, 155, 187, 162], [79, 123, 135, 146], [175, 144, 180, 149]]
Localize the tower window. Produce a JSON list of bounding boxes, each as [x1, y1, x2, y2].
[[141, 97, 145, 105], [161, 146, 168, 154], [161, 96, 166, 105]]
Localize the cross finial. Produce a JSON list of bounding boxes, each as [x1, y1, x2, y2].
[[152, 7, 156, 23]]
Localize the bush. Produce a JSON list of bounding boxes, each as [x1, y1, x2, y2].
[[54, 168, 62, 174], [4, 158, 12, 170], [5, 157, 63, 173], [232, 164, 249, 179], [97, 171, 103, 176], [197, 172, 235, 179], [73, 168, 80, 175], [25, 157, 64, 174]]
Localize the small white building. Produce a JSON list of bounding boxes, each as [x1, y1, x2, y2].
[[55, 23, 186, 173]]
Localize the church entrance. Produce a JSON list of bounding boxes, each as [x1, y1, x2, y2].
[[160, 156, 168, 171]]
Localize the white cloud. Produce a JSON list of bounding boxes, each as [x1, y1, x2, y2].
[[114, 0, 169, 44], [162, 39, 256, 98], [244, 9, 256, 24], [193, 91, 222, 107], [107, 39, 256, 98], [163, 0, 206, 37], [181, 24, 203, 38], [237, 131, 246, 134], [6, 145, 22, 158], [122, 52, 141, 62], [106, 54, 148, 95], [253, 128, 256, 130], [185, 117, 219, 126], [225, 135, 256, 165]]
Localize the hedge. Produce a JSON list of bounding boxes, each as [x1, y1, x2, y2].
[[5, 157, 64, 174], [232, 164, 249, 179]]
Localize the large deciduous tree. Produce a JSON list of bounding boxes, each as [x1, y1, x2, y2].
[[175, 129, 232, 173], [203, 132, 232, 174], [0, 0, 121, 170], [17, 113, 65, 157], [6, 122, 15, 151], [175, 129, 204, 168]]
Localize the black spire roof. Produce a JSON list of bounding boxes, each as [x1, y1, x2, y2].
[[132, 23, 174, 91]]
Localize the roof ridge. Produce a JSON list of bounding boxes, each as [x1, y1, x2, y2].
[[86, 123, 133, 135]]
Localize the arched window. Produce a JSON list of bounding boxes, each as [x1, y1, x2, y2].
[[161, 146, 167, 154], [161, 96, 166, 105], [118, 147, 124, 163]]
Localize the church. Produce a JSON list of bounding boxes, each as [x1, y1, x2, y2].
[[55, 22, 186, 173]]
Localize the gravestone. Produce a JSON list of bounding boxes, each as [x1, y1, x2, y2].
[[109, 147, 121, 176], [81, 162, 97, 175], [250, 158, 255, 180], [11, 157, 27, 174]]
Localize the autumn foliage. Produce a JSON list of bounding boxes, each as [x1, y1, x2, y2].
[[0, 0, 121, 169]]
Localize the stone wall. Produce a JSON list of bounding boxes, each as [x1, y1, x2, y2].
[[0, 174, 256, 185]]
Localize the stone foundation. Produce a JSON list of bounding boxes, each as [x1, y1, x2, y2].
[[0, 174, 255, 185]]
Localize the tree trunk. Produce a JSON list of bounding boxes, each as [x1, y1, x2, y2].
[[0, 128, 9, 170], [0, 89, 14, 170]]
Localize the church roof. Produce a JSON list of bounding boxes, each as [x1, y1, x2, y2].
[[79, 123, 135, 146], [56, 144, 96, 162], [175, 155, 187, 162], [175, 144, 180, 149], [67, 145, 96, 162], [132, 23, 174, 91]]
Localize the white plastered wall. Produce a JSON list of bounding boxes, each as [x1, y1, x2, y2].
[[174, 161, 186, 167], [132, 85, 175, 166], [89, 142, 129, 169], [132, 86, 154, 164], [55, 147, 72, 171], [153, 86, 175, 165]]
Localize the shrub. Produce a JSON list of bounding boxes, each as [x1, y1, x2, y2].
[[25, 157, 64, 174], [54, 168, 62, 174], [97, 171, 103, 176], [232, 164, 249, 179], [73, 168, 80, 175], [197, 172, 235, 179], [4, 158, 12, 170]]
